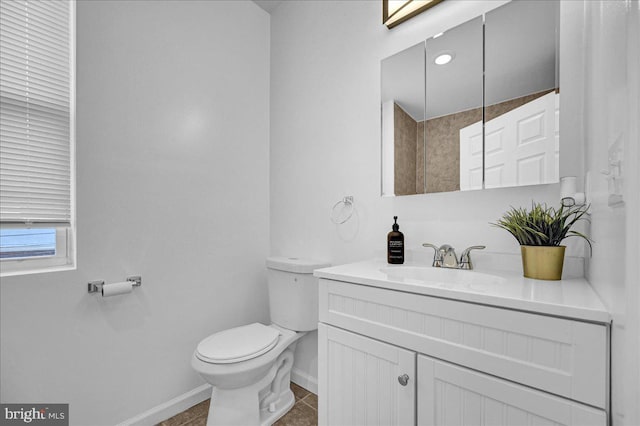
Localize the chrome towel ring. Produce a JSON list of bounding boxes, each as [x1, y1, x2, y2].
[[330, 196, 354, 224]]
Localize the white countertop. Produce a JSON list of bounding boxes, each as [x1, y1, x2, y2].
[[314, 259, 610, 324]]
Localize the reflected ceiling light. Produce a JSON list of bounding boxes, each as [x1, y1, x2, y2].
[[383, 0, 445, 29], [433, 32, 444, 38], [434, 52, 454, 65]]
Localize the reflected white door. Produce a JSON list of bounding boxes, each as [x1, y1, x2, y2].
[[460, 92, 559, 190], [459, 121, 483, 190]]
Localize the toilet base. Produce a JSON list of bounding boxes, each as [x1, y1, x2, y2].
[[258, 388, 295, 426], [205, 345, 298, 426], [206, 386, 294, 426]]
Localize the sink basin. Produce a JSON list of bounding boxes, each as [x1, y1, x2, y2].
[[379, 266, 505, 291]]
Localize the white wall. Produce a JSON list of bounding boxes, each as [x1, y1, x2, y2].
[[582, 1, 640, 425], [0, 1, 270, 424], [270, 0, 584, 391]]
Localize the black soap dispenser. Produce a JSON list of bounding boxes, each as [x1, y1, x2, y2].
[[387, 216, 404, 264]]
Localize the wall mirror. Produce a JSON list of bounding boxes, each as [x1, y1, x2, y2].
[[381, 0, 560, 196]]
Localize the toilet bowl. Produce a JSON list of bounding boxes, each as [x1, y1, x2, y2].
[[191, 257, 329, 426]]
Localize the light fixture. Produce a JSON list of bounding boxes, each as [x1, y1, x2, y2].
[[434, 52, 454, 65], [383, 0, 445, 29]]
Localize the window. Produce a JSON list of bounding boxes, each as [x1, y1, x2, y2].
[[0, 0, 75, 276], [0, 228, 56, 258]]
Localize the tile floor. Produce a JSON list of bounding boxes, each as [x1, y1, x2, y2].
[[157, 383, 317, 426]]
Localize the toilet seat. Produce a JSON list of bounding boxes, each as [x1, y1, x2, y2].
[[196, 323, 280, 364]]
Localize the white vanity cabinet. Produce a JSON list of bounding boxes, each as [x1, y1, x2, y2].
[[317, 275, 610, 426]]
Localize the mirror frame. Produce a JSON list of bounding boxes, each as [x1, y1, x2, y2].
[[381, 0, 561, 197]]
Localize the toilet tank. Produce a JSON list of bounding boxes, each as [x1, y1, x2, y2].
[[266, 257, 330, 331]]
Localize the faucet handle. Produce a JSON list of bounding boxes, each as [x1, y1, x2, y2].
[[459, 245, 486, 270], [422, 243, 443, 267]]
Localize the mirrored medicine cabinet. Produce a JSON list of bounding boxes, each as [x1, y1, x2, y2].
[[381, 0, 560, 196]]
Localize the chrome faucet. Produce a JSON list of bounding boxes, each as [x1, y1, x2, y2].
[[422, 243, 485, 270]]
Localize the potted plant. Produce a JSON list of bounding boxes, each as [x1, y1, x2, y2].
[[492, 203, 591, 280]]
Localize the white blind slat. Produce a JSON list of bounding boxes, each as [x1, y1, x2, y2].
[[0, 162, 71, 177], [0, 85, 70, 110], [1, 174, 70, 186], [0, 0, 73, 225], [2, 137, 70, 153], [1, 98, 71, 119], [0, 3, 70, 37], [1, 120, 71, 139], [2, 159, 68, 174], [0, 180, 71, 193], [28, 1, 69, 19], [0, 65, 70, 91], [0, 43, 70, 69], [0, 55, 70, 83], [1, 129, 71, 148], [0, 10, 70, 40]]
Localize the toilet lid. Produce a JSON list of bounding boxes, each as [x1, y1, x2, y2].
[[196, 323, 280, 364]]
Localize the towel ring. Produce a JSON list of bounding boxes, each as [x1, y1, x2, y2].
[[330, 196, 354, 224]]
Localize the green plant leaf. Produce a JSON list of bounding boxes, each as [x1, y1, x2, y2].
[[491, 202, 592, 248]]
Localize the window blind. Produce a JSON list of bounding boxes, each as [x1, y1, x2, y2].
[[0, 0, 73, 224]]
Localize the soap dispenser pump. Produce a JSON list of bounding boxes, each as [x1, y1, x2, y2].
[[387, 216, 404, 264]]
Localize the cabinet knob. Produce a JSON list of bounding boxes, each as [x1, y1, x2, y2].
[[398, 374, 410, 386]]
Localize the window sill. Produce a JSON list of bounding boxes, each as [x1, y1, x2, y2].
[[0, 263, 76, 278]]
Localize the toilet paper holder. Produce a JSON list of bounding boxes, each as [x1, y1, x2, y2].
[[88, 276, 142, 293]]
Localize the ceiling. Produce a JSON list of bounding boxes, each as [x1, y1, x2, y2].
[[254, 1, 557, 122], [253, 0, 283, 14]]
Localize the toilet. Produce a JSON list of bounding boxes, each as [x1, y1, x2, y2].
[[192, 257, 329, 426]]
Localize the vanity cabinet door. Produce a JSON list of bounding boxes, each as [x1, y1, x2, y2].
[[417, 355, 607, 426], [318, 324, 416, 426]]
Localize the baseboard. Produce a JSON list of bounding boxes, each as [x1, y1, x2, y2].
[[291, 367, 318, 395], [116, 383, 212, 426]]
